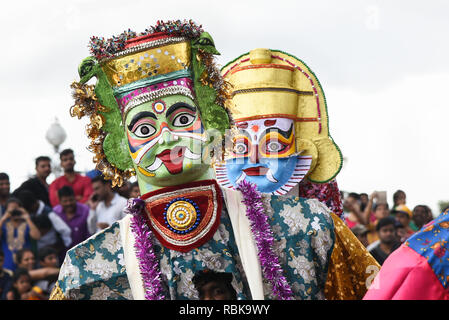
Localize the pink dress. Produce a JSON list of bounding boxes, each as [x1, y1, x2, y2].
[[364, 210, 449, 300]]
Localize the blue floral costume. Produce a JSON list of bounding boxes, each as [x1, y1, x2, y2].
[[51, 190, 376, 300]]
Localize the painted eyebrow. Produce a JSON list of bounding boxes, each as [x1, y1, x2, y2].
[[127, 111, 157, 131], [236, 122, 248, 129], [264, 123, 293, 139], [166, 102, 197, 118], [264, 119, 277, 127]]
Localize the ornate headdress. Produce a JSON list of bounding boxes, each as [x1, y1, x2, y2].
[[221, 48, 342, 183], [70, 20, 231, 187]]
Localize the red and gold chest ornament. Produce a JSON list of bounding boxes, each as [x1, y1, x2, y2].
[[140, 180, 222, 252]]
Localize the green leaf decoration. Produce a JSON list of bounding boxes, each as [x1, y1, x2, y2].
[[77, 57, 134, 171]]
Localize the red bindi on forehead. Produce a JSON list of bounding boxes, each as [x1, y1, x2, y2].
[[251, 125, 259, 133]]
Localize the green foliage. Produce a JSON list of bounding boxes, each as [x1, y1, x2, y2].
[[77, 58, 134, 171], [190, 34, 230, 139], [192, 32, 220, 55], [75, 29, 230, 171]]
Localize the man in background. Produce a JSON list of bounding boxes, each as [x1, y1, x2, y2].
[[368, 217, 401, 265], [87, 176, 127, 235], [14, 156, 52, 206], [393, 205, 415, 240], [49, 149, 93, 207], [52, 186, 90, 256]]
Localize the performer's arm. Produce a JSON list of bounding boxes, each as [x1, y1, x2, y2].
[[22, 208, 41, 240], [361, 192, 376, 226]]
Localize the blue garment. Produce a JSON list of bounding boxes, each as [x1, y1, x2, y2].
[[55, 194, 335, 300], [1, 221, 31, 271], [406, 209, 449, 289]]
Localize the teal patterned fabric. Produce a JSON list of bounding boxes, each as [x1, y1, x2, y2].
[[154, 209, 250, 299], [56, 195, 335, 300], [57, 210, 251, 300], [262, 195, 335, 300], [57, 222, 132, 300]]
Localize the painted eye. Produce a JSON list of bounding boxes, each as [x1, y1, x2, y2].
[[266, 141, 283, 153], [133, 124, 156, 138], [234, 142, 248, 155], [172, 113, 195, 127]]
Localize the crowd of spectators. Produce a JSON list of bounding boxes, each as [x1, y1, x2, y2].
[[0, 149, 138, 300], [0, 148, 442, 299], [343, 189, 435, 266]]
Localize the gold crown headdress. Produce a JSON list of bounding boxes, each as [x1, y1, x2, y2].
[[221, 48, 342, 183], [70, 20, 230, 187]]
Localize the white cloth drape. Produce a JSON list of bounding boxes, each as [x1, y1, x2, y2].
[[119, 187, 265, 300]]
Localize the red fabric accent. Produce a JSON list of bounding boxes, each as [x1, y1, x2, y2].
[[49, 174, 93, 207], [124, 32, 176, 49], [345, 219, 358, 229], [140, 180, 222, 253], [231, 63, 295, 74], [297, 178, 343, 218], [363, 245, 449, 300]]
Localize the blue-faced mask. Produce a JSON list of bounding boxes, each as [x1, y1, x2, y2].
[[215, 117, 312, 195]]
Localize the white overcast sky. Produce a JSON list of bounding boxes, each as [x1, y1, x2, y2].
[[1, 0, 448, 215]]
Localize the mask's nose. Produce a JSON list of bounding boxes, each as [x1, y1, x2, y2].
[[158, 124, 178, 145], [249, 144, 260, 164]]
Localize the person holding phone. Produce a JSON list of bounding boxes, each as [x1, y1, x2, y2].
[[0, 198, 41, 271], [87, 176, 127, 235]]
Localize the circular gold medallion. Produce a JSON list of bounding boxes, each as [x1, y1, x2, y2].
[[164, 198, 200, 234]]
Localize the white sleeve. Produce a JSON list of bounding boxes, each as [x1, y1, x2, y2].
[[87, 208, 97, 235], [48, 212, 72, 247], [120, 199, 128, 220]]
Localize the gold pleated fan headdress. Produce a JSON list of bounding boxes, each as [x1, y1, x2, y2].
[[221, 48, 342, 183]]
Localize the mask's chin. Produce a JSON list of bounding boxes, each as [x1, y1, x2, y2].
[[224, 162, 282, 193], [239, 174, 282, 193], [133, 139, 213, 191], [221, 155, 306, 195]]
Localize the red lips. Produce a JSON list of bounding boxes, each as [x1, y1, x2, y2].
[[243, 166, 269, 176], [156, 146, 185, 174]]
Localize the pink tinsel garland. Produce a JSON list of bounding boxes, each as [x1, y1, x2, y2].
[[125, 198, 165, 300], [125, 183, 294, 300], [237, 180, 294, 300]]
